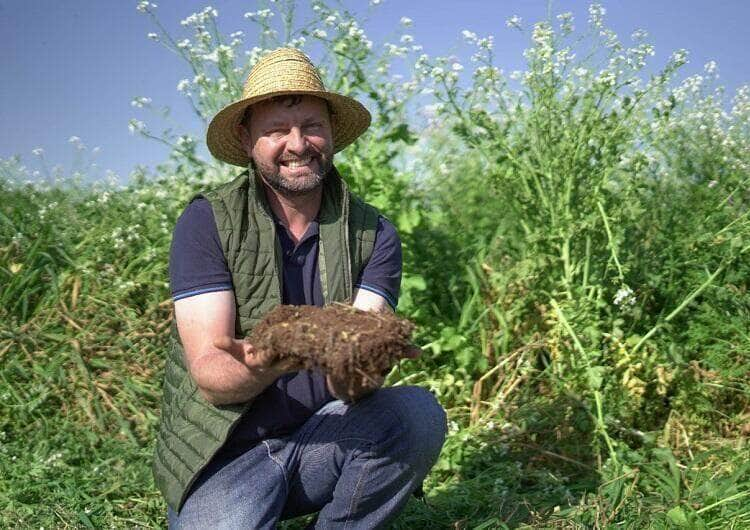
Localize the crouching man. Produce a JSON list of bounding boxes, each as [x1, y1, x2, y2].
[[152, 48, 447, 529]]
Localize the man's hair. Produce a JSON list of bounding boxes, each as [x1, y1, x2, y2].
[[240, 95, 335, 132]]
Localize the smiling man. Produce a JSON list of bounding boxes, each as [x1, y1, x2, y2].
[[152, 48, 446, 529]]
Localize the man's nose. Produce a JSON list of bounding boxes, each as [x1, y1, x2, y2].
[[286, 126, 307, 154]]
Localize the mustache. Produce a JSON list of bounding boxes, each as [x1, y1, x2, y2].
[[278, 151, 318, 162]]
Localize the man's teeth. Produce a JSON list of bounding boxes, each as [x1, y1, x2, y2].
[[284, 157, 312, 169]]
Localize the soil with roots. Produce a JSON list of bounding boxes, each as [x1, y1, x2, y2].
[[248, 304, 416, 393]]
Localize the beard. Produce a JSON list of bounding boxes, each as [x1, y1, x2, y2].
[[254, 150, 333, 197]]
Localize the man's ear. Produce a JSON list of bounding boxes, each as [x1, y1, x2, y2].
[[236, 121, 254, 157]]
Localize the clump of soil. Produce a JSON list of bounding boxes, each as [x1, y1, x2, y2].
[[248, 304, 416, 394]]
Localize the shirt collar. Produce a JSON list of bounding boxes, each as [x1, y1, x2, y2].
[[272, 214, 320, 247]]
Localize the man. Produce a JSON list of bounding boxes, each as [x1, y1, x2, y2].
[[153, 48, 447, 529]]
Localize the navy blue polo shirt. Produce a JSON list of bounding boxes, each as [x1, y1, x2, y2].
[[168, 197, 401, 455]]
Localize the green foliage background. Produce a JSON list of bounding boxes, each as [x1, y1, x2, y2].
[[1, 2, 749, 528]]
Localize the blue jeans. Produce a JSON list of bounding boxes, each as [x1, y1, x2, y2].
[[168, 386, 447, 529]]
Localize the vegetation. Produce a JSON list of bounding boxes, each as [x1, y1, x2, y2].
[[1, 2, 748, 527]]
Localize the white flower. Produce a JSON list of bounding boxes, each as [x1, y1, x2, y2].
[[506, 15, 522, 29], [312, 29, 327, 39], [477, 36, 494, 50], [176, 38, 190, 49], [128, 119, 146, 134], [369, 0, 382, 5], [324, 15, 337, 26], [588, 3, 606, 29], [255, 8, 273, 19], [136, 1, 156, 12], [216, 44, 234, 59], [244, 11, 255, 19], [177, 79, 190, 92], [400, 17, 412, 27], [176, 135, 195, 148], [203, 49, 220, 63], [595, 70, 616, 87], [68, 136, 81, 144], [384, 43, 407, 57], [557, 12, 574, 33], [130, 96, 152, 108], [670, 49, 689, 66], [451, 62, 464, 71], [613, 285, 636, 307], [708, 180, 718, 188], [704, 60, 717, 75], [461, 30, 477, 43], [147, 32, 159, 41], [32, 147, 44, 156], [400, 34, 413, 44]]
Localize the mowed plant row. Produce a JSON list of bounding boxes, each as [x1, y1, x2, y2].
[[1, 2, 749, 528]]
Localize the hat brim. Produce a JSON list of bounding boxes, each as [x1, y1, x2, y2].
[[206, 90, 371, 167]]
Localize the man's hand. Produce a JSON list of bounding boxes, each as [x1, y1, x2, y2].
[[326, 371, 384, 403], [324, 288, 421, 402], [325, 341, 423, 403], [212, 335, 302, 379]]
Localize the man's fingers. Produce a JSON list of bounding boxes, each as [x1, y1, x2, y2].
[[213, 336, 255, 358], [243, 348, 280, 369], [213, 336, 234, 352]]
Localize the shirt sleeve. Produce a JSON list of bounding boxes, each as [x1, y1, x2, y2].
[[354, 216, 402, 310], [169, 198, 234, 301]]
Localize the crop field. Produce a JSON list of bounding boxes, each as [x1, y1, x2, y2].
[[1, 2, 749, 528]]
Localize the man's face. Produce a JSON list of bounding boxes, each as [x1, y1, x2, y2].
[[243, 95, 333, 196]]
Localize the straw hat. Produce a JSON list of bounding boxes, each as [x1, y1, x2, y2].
[[206, 48, 372, 167]]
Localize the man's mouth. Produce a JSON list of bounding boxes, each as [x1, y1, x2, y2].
[[279, 156, 313, 169]]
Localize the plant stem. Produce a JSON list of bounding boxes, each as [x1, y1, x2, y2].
[[597, 201, 624, 282], [631, 261, 727, 355], [551, 299, 619, 467]]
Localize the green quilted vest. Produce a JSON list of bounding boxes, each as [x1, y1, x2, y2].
[[152, 166, 380, 511]]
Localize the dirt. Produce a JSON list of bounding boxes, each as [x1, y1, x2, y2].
[[248, 303, 416, 392]]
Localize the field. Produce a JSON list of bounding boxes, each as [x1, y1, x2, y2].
[[1, 2, 749, 528]]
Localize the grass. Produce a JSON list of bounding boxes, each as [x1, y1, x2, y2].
[[3, 1, 750, 527]]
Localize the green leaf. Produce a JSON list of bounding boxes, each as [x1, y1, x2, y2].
[[587, 365, 605, 390], [384, 123, 417, 145], [401, 274, 426, 291], [396, 208, 421, 234], [667, 506, 688, 526]]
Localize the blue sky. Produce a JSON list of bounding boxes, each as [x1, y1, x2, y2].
[[1, 0, 749, 182]]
